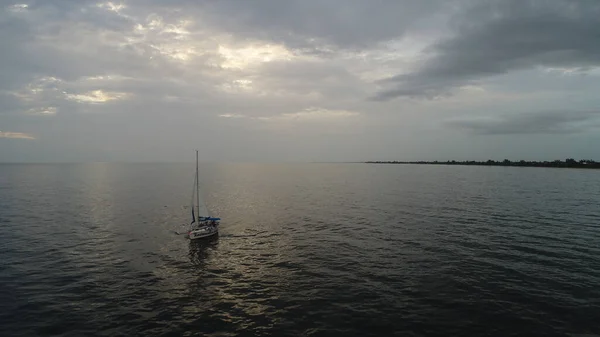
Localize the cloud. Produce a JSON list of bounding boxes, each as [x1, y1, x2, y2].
[[266, 107, 359, 121], [188, 0, 453, 50], [26, 107, 57, 115], [0, 131, 35, 140], [219, 107, 359, 122], [447, 110, 600, 135], [373, 0, 600, 100], [218, 44, 293, 69], [8, 4, 28, 13], [218, 113, 245, 118], [64, 90, 130, 104], [9, 76, 63, 102], [2, 0, 600, 162]]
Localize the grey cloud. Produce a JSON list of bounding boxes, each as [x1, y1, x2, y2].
[[373, 0, 600, 100], [447, 110, 600, 135], [253, 59, 366, 102], [1, 1, 227, 106], [0, 2, 126, 88], [178, 0, 453, 50], [3, 0, 600, 162]]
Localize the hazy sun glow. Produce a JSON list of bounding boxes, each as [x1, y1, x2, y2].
[[276, 108, 359, 120], [218, 44, 293, 69], [96, 2, 126, 13], [220, 79, 254, 93], [10, 76, 62, 102], [150, 43, 196, 61], [65, 90, 129, 103], [219, 113, 246, 118], [8, 4, 29, 12], [219, 108, 360, 122], [82, 75, 132, 82], [0, 131, 35, 139], [27, 107, 57, 115]]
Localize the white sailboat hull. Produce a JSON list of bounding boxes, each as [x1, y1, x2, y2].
[[188, 225, 218, 240]]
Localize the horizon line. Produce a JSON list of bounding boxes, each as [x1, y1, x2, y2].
[[1, 158, 598, 164], [0, 160, 362, 164]]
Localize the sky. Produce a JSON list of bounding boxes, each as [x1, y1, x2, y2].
[[1, 0, 600, 162]]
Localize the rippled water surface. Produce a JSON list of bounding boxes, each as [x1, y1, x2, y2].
[[1, 163, 600, 336]]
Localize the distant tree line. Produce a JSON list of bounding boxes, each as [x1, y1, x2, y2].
[[365, 159, 600, 169]]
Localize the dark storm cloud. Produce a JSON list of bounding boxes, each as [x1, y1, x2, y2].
[[447, 110, 600, 135], [373, 0, 600, 100]]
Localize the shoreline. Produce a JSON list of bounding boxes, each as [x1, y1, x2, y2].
[[365, 160, 600, 169]]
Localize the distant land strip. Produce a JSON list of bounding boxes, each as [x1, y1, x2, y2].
[[365, 159, 600, 169]]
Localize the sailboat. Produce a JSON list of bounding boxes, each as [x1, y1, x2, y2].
[[187, 150, 219, 240]]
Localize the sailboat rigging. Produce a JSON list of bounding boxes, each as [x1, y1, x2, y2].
[[187, 150, 220, 240]]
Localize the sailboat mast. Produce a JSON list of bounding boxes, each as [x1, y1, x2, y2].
[[196, 150, 200, 222]]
